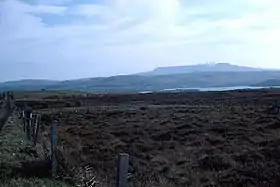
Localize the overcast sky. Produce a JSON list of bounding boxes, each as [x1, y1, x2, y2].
[[0, 0, 280, 81]]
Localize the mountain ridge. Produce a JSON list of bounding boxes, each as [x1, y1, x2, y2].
[[139, 63, 266, 76], [252, 79, 280, 87], [1, 63, 280, 93]]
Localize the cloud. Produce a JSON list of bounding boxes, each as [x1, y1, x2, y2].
[[31, 5, 66, 14], [0, 0, 280, 81], [27, 0, 73, 5], [69, 3, 107, 18]]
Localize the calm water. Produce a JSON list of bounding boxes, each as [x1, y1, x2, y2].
[[140, 86, 280, 94], [165, 86, 280, 92]]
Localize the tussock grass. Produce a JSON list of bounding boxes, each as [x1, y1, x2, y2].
[[0, 115, 73, 187]]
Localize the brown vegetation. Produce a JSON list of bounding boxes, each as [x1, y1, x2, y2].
[[15, 90, 280, 187]]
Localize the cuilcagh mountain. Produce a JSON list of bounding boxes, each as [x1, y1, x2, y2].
[[1, 63, 280, 93]]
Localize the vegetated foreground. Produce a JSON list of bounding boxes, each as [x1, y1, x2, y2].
[[17, 90, 280, 186]]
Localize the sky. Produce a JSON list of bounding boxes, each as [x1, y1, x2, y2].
[[0, 0, 280, 81]]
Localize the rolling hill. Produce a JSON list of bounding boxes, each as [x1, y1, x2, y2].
[[0, 79, 59, 91], [1, 70, 280, 93], [252, 79, 280, 87]]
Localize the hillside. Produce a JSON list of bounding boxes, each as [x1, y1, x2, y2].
[[1, 71, 280, 93], [0, 79, 59, 91], [140, 63, 264, 76], [252, 79, 280, 87]]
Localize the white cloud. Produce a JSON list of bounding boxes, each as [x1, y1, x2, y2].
[[0, 0, 280, 81], [32, 5, 66, 14], [69, 4, 107, 18]]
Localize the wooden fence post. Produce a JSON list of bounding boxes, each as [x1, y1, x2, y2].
[[33, 114, 39, 145], [17, 109, 20, 119], [27, 113, 33, 140], [22, 110, 26, 132], [117, 153, 129, 187], [51, 120, 58, 178]]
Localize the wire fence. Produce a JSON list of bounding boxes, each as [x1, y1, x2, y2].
[[18, 109, 130, 187]]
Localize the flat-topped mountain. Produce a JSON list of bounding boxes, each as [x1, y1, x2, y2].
[[140, 63, 264, 76], [1, 63, 279, 93]]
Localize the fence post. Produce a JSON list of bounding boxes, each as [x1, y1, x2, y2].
[[33, 114, 39, 145], [51, 120, 58, 178], [28, 113, 33, 140], [117, 153, 129, 187], [22, 110, 26, 132]]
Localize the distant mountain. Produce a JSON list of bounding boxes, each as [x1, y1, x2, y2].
[[1, 64, 280, 93], [0, 79, 59, 91], [46, 71, 280, 93], [140, 63, 265, 76], [252, 79, 280, 87]]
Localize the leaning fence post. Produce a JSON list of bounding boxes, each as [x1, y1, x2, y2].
[[51, 120, 58, 178], [117, 153, 129, 187]]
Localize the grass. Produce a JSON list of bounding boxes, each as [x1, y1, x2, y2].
[[0, 114, 73, 187]]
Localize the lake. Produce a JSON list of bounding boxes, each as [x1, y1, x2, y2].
[[165, 86, 280, 92], [140, 86, 280, 94]]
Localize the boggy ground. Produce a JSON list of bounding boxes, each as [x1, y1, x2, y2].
[[29, 90, 280, 186]]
